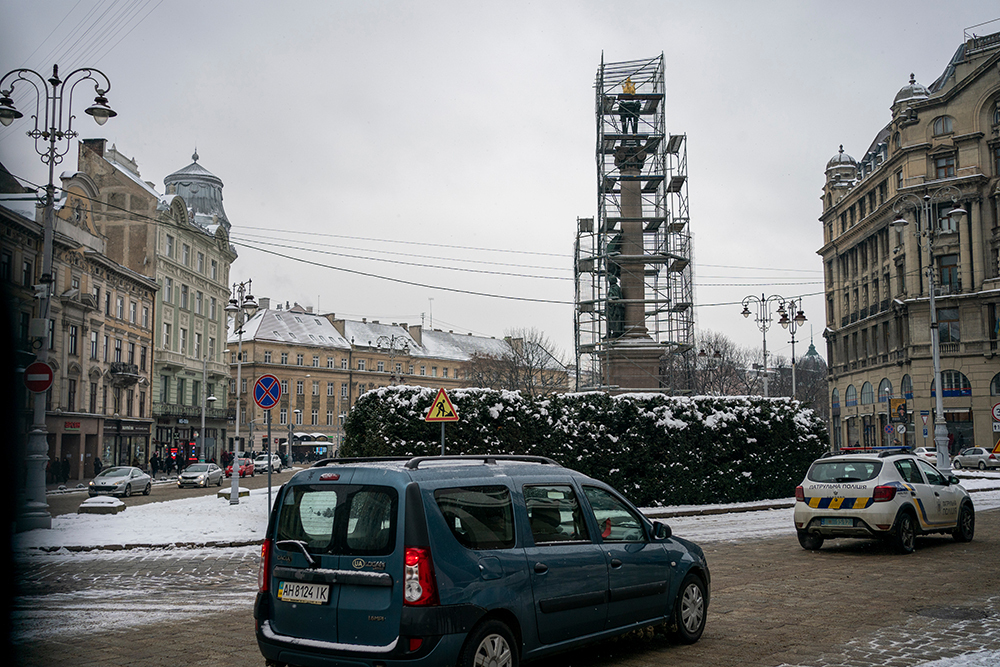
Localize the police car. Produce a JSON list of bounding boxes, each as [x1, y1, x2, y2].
[[794, 447, 975, 554]]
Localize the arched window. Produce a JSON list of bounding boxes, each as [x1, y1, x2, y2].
[[878, 378, 893, 401], [861, 382, 874, 405], [931, 370, 972, 397], [991, 373, 1000, 396], [901, 374, 913, 399], [846, 385, 857, 407], [831, 387, 840, 409], [932, 116, 954, 136], [893, 133, 901, 151]]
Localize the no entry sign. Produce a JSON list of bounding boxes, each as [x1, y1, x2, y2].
[[24, 361, 54, 393]]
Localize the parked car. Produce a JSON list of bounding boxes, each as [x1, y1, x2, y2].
[[951, 447, 1000, 470], [177, 462, 224, 488], [912, 447, 938, 462], [255, 455, 710, 667], [794, 450, 974, 553], [89, 466, 152, 497], [253, 454, 282, 473], [226, 458, 255, 478]]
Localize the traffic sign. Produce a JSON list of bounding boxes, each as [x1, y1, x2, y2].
[[425, 388, 459, 422], [896, 424, 906, 434], [24, 361, 53, 393], [992, 403, 1000, 421], [883, 424, 893, 434], [253, 374, 282, 410]]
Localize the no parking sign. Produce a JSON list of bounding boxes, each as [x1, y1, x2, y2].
[[253, 374, 281, 410]]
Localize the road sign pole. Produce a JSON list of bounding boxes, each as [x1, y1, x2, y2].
[[441, 423, 445, 456], [267, 410, 272, 511]]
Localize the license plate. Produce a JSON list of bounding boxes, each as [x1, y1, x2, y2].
[[277, 581, 330, 605], [821, 518, 854, 527]]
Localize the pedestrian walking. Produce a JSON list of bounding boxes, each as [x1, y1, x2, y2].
[[60, 456, 70, 484], [150, 454, 160, 478], [93, 457, 103, 477]]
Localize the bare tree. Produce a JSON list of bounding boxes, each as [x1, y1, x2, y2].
[[463, 327, 568, 396]]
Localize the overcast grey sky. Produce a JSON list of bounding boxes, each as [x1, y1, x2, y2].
[[2, 1, 997, 365]]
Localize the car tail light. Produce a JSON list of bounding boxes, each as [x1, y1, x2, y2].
[[259, 539, 272, 592], [403, 547, 439, 606], [873, 485, 897, 502], [795, 486, 804, 502], [990, 454, 997, 460], [408, 638, 423, 652]]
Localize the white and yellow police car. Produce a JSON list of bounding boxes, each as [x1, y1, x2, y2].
[[794, 447, 975, 553]]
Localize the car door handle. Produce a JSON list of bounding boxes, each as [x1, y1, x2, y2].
[[534, 562, 548, 574], [610, 558, 623, 569]]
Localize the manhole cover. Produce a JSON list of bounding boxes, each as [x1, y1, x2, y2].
[[916, 606, 987, 620]]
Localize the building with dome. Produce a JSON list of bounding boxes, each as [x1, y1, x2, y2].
[[77, 140, 238, 465], [818, 29, 1000, 453]]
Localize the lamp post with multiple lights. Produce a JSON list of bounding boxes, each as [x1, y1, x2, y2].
[[892, 186, 966, 473], [1, 65, 117, 531], [376, 334, 410, 385], [740, 294, 788, 398], [225, 280, 258, 505], [778, 298, 807, 399]]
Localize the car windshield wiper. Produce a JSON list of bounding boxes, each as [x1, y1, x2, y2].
[[276, 540, 318, 568]]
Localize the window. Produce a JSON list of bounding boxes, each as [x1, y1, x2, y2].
[[0, 249, 10, 281], [129, 301, 137, 323], [845, 385, 857, 407], [181, 285, 189, 310], [194, 332, 202, 358], [938, 308, 960, 343], [103, 334, 109, 361], [583, 486, 646, 542], [280, 352, 288, 364], [296, 354, 304, 366], [327, 382, 335, 397], [327, 357, 334, 369], [312, 381, 319, 396], [208, 337, 215, 359], [280, 408, 287, 425], [435, 486, 515, 550], [195, 291, 203, 315], [296, 380, 304, 395], [142, 306, 149, 328], [140, 346, 147, 371], [67, 378, 76, 412], [313, 355, 320, 368], [163, 277, 173, 304], [116, 297, 124, 319], [197, 252, 205, 273], [341, 358, 348, 369], [311, 409, 318, 425], [341, 383, 349, 398], [210, 297, 217, 320], [280, 380, 288, 395], [90, 331, 98, 359], [182, 244, 190, 266], [295, 410, 303, 425], [264, 350, 272, 363], [179, 328, 187, 354], [241, 378, 247, 394], [932, 371, 972, 397], [128, 341, 135, 364], [377, 361, 385, 372], [114, 338, 122, 363], [67, 325, 78, 356], [935, 155, 956, 179], [932, 116, 953, 136], [165, 234, 174, 258], [90, 382, 98, 413], [177, 378, 186, 405], [939, 254, 959, 292], [524, 485, 589, 544], [358, 359, 366, 371], [860, 382, 874, 405], [327, 410, 334, 426], [210, 259, 218, 280]]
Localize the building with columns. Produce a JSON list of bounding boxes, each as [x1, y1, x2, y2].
[[819, 31, 1000, 453], [77, 141, 237, 465]]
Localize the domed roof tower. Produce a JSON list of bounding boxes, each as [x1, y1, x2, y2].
[[825, 145, 857, 183], [163, 150, 230, 231]]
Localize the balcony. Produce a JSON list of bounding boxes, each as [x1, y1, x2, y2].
[[109, 362, 141, 388]]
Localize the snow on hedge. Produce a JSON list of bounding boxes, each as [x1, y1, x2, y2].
[[343, 387, 827, 506]]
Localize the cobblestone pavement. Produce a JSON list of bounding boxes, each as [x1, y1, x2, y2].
[[13, 509, 1000, 667]]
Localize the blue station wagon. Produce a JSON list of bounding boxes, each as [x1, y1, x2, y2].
[[254, 455, 710, 667]]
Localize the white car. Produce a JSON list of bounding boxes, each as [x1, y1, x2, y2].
[[253, 453, 283, 473], [951, 447, 1000, 470], [794, 451, 974, 554], [177, 462, 224, 488], [912, 447, 938, 463]]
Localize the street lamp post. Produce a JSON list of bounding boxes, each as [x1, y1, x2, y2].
[[288, 409, 301, 464], [740, 294, 788, 398], [2, 64, 117, 531], [892, 186, 966, 473], [376, 334, 410, 385], [883, 386, 892, 448], [225, 280, 258, 505], [778, 299, 807, 399]]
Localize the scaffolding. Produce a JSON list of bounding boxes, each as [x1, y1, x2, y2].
[[574, 54, 695, 391]]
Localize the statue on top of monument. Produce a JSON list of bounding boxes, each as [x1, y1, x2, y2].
[[607, 274, 624, 338], [618, 77, 641, 136]]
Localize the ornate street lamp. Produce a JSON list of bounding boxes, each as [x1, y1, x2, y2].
[[376, 334, 410, 385], [2, 64, 117, 531], [778, 299, 807, 399], [740, 294, 788, 398], [225, 280, 258, 504], [892, 185, 966, 473]]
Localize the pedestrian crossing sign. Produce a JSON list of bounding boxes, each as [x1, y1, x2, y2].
[[424, 388, 459, 422]]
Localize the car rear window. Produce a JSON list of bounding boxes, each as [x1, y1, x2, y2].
[[276, 484, 397, 556], [434, 486, 515, 550], [808, 460, 882, 483]]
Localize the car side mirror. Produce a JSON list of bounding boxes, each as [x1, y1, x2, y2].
[[948, 475, 961, 486], [652, 521, 671, 540]]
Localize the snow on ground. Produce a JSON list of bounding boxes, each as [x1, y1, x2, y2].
[[914, 651, 1000, 667], [14, 477, 1000, 552]]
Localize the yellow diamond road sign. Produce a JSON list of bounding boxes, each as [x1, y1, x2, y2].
[[424, 388, 459, 422]]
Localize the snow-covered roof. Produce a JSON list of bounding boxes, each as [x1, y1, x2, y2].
[[228, 308, 352, 350]]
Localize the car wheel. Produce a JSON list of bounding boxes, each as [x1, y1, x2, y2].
[[217, 475, 223, 486], [978, 461, 987, 470], [143, 483, 151, 496], [123, 484, 132, 498], [671, 571, 707, 644], [797, 530, 824, 551], [458, 619, 517, 667], [891, 511, 916, 554], [953, 503, 975, 543], [953, 460, 962, 469]]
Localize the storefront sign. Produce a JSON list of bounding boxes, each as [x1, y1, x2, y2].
[[63, 421, 81, 432]]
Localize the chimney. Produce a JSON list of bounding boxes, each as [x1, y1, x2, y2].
[[258, 296, 270, 310], [408, 325, 422, 346], [81, 138, 106, 157]]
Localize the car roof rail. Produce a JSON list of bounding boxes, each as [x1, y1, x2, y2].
[[403, 455, 561, 470], [309, 457, 411, 468]]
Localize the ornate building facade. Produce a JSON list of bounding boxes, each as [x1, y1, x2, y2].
[[78, 141, 237, 464], [2, 166, 156, 480], [819, 32, 1000, 453]]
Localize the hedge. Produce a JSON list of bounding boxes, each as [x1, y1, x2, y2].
[[341, 386, 828, 506]]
